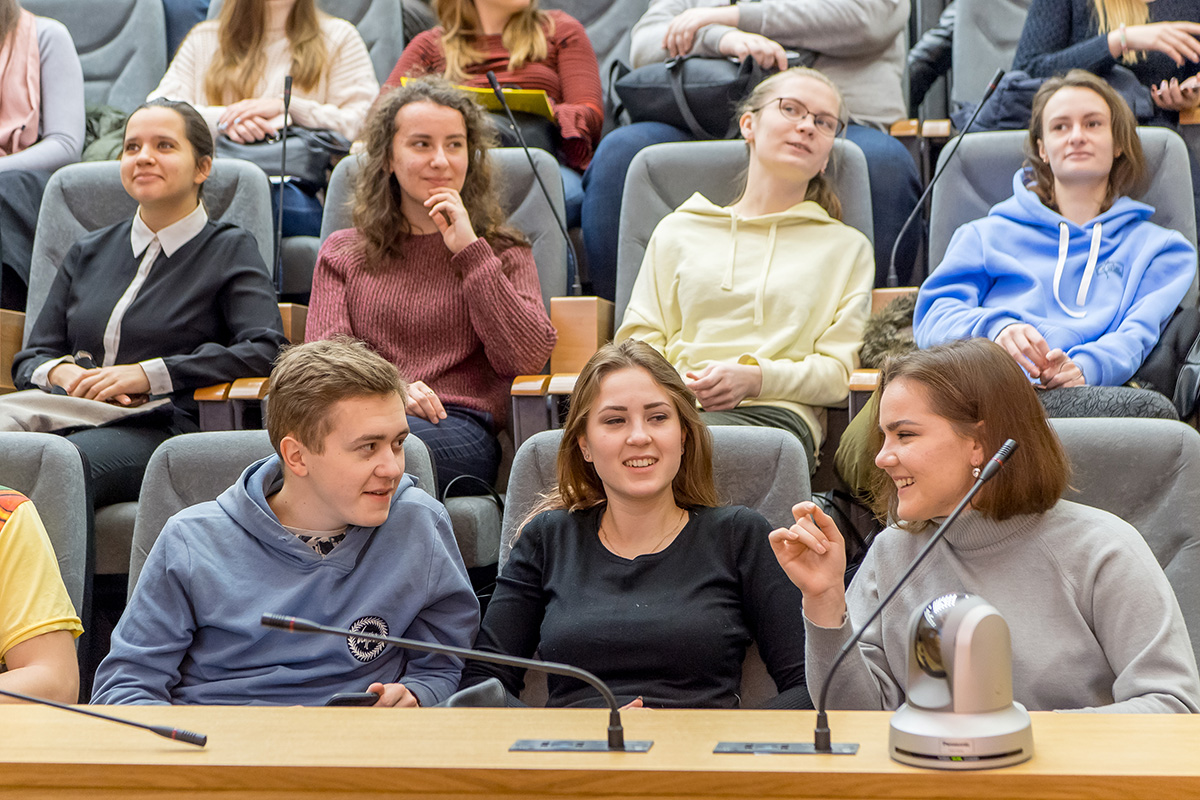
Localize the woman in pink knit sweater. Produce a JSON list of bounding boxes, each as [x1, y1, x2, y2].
[[306, 78, 557, 494]]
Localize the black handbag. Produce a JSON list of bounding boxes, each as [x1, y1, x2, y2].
[[215, 127, 351, 188], [613, 55, 775, 140]]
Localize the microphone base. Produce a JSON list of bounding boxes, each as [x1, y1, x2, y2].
[[714, 741, 859, 755], [511, 739, 653, 753], [889, 702, 1033, 770]]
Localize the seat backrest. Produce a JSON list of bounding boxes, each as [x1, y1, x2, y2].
[[498, 425, 809, 707], [24, 159, 275, 346], [615, 138, 874, 322], [321, 148, 569, 308], [127, 429, 437, 599], [541, 0, 649, 93], [950, 0, 1032, 109], [0, 432, 89, 617], [207, 0, 404, 84], [929, 127, 1199, 308], [24, 0, 168, 113], [1050, 417, 1200, 669]]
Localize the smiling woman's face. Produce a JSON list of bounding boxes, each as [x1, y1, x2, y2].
[[120, 106, 208, 211]]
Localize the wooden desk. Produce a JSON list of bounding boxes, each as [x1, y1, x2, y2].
[[2, 707, 1198, 799]]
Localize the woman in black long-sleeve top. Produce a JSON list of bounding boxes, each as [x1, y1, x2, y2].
[[460, 340, 810, 710], [12, 98, 287, 506]]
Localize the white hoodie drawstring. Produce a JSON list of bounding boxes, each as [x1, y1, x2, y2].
[[1051, 221, 1101, 319], [722, 216, 738, 290], [753, 222, 778, 326]]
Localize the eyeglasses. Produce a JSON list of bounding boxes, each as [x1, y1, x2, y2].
[[753, 97, 844, 137]]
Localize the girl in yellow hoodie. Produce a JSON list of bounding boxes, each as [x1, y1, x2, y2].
[[617, 67, 874, 471]]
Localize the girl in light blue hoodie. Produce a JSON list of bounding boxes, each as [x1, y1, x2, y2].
[[915, 70, 1195, 388]]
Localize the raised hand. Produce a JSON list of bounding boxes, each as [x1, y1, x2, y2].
[[424, 187, 478, 255], [994, 323, 1053, 379], [768, 501, 848, 628]]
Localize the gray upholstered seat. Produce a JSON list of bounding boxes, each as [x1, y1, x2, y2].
[[950, 0, 1033, 110], [207, 0, 407, 84], [0, 432, 89, 618], [1050, 417, 1200, 668], [127, 430, 436, 598], [22, 158, 275, 578], [24, 0, 168, 113], [928, 127, 1199, 307], [615, 138, 874, 321], [499, 425, 811, 708]]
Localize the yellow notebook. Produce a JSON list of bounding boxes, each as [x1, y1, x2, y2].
[[399, 77, 555, 121]]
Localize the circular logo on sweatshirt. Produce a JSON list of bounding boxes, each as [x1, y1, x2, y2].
[[347, 616, 389, 663]]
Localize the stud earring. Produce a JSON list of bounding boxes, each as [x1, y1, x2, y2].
[[972, 466, 981, 479], [582, 451, 592, 462]]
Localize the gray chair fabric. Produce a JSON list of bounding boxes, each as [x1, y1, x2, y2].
[[1050, 417, 1200, 668], [928, 127, 1199, 308], [127, 430, 437, 599], [25, 158, 275, 346], [321, 147, 569, 306], [0, 433, 89, 618], [24, 0, 168, 113], [950, 0, 1032, 109], [615, 138, 874, 322], [207, 0, 407, 84], [499, 425, 810, 707], [541, 0, 649, 94]]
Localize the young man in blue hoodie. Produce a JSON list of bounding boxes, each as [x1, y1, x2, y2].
[[92, 338, 479, 706]]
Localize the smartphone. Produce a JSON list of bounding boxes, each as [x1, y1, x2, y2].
[[324, 692, 379, 707]]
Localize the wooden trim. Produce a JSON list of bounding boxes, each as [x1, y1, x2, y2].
[[848, 369, 881, 394], [193, 383, 232, 402], [0, 309, 25, 394], [547, 373, 579, 395], [549, 297, 614, 374], [511, 375, 551, 396], [1180, 107, 1199, 126], [278, 303, 308, 345], [920, 118, 952, 138], [229, 377, 270, 400], [870, 286, 917, 315], [889, 118, 919, 137]]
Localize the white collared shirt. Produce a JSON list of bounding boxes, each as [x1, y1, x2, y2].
[[31, 204, 210, 394]]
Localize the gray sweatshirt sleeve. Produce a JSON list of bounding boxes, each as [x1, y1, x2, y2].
[[0, 17, 84, 174], [721, 0, 909, 58], [803, 547, 906, 711]]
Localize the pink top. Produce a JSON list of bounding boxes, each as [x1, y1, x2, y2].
[[306, 229, 557, 429]]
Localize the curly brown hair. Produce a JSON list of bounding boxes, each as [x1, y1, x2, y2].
[[352, 77, 525, 271]]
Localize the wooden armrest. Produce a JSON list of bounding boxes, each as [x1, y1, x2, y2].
[[920, 119, 952, 138], [889, 119, 920, 137], [229, 377, 270, 400], [547, 373, 578, 395], [194, 383, 232, 402], [849, 369, 881, 394], [278, 303, 308, 345], [0, 308, 25, 394], [511, 375, 551, 396], [1180, 108, 1199, 126], [871, 286, 918, 315], [549, 296, 614, 374]]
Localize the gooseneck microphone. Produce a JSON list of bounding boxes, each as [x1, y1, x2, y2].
[[274, 75, 293, 296], [261, 613, 650, 752], [0, 688, 207, 747], [885, 68, 1007, 288], [809, 439, 1019, 754], [485, 70, 580, 294]]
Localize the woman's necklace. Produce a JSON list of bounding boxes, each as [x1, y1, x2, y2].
[[599, 507, 689, 558]]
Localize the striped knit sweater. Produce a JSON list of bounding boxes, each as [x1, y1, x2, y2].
[[306, 229, 556, 429], [384, 10, 603, 170]]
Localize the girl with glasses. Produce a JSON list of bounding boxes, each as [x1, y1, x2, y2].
[[616, 67, 874, 473]]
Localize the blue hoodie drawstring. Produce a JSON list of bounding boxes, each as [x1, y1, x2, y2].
[[1051, 221, 1102, 319]]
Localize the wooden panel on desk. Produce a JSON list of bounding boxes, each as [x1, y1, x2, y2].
[[511, 375, 551, 396], [849, 369, 881, 394], [229, 377, 269, 400], [0, 308, 25, 394], [278, 303, 308, 344], [549, 296, 614, 374], [3, 707, 1200, 799], [547, 373, 578, 395]]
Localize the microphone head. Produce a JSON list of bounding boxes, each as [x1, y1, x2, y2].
[[993, 439, 1018, 464], [485, 70, 502, 94], [148, 724, 208, 747], [260, 612, 323, 633]]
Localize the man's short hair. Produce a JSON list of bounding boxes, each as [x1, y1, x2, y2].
[[267, 337, 407, 455]]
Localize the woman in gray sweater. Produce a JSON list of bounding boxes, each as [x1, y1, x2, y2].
[[771, 337, 1200, 713]]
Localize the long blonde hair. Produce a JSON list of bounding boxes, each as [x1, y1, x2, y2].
[[1092, 0, 1150, 64], [434, 0, 553, 82], [204, 0, 328, 104], [735, 67, 847, 220]]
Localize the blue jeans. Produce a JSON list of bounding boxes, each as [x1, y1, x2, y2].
[[560, 164, 583, 229], [580, 121, 924, 301], [406, 405, 502, 497]]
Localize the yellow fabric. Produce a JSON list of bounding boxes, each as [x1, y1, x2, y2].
[[617, 193, 874, 445], [0, 492, 82, 665]]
